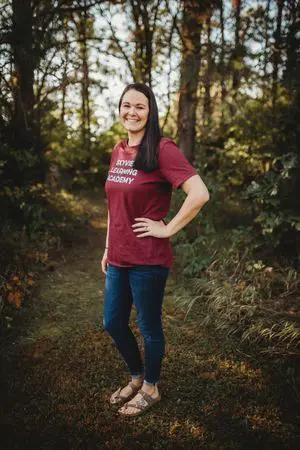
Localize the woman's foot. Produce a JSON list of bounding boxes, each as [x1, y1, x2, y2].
[[110, 376, 144, 405], [118, 382, 161, 416]]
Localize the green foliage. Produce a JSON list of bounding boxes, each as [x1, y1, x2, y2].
[[0, 144, 46, 187], [43, 116, 126, 188], [0, 184, 47, 232], [245, 152, 300, 249], [201, 89, 300, 261], [170, 176, 300, 359]]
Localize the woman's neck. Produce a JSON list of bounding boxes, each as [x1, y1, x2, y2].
[[127, 131, 145, 147]]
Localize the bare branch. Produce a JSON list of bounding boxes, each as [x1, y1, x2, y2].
[[98, 5, 136, 81], [36, 48, 60, 103]]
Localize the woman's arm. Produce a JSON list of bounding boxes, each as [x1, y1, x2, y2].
[[101, 211, 110, 274], [132, 174, 209, 238], [165, 174, 209, 238], [105, 210, 110, 248]]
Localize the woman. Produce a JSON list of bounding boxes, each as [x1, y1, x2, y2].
[[102, 83, 209, 417]]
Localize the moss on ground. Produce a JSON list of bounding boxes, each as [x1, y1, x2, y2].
[[0, 191, 299, 449]]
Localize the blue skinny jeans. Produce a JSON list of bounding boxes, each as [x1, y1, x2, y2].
[[103, 264, 169, 385]]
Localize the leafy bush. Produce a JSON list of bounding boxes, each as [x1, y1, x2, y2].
[[43, 118, 126, 188], [245, 152, 300, 261], [201, 92, 300, 263], [170, 176, 300, 359]]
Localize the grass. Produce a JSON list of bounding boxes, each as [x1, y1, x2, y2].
[[0, 190, 299, 449]]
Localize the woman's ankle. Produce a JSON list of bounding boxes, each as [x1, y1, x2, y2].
[[131, 374, 144, 384], [143, 380, 159, 393]]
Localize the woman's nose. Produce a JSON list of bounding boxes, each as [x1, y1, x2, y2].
[[128, 107, 137, 115]]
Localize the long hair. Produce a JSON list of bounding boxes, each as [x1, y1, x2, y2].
[[118, 83, 162, 172]]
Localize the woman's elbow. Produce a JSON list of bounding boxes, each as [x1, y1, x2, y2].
[[195, 188, 209, 208], [204, 188, 210, 204]]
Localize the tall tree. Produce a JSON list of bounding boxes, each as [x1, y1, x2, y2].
[[263, 0, 271, 81], [177, 0, 211, 163], [272, 0, 285, 108], [231, 0, 242, 92], [75, 4, 93, 159], [203, 12, 213, 130], [129, 0, 160, 86], [219, 0, 226, 122], [10, 0, 38, 150], [61, 20, 71, 123]]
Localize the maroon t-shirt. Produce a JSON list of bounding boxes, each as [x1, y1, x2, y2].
[[104, 137, 197, 268]]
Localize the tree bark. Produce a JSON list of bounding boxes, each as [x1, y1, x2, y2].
[[61, 21, 70, 123], [10, 0, 37, 150], [232, 0, 242, 92], [177, 0, 205, 163], [129, 0, 159, 86], [272, 0, 285, 108], [203, 13, 212, 130], [263, 0, 271, 81], [220, 0, 226, 125], [77, 3, 92, 165]]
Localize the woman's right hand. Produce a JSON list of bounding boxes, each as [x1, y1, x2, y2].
[[101, 248, 108, 275]]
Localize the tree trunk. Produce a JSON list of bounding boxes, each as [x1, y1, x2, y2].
[[177, 0, 204, 163], [232, 0, 242, 92], [78, 3, 91, 166], [272, 0, 285, 108], [220, 0, 226, 125], [263, 0, 271, 81], [129, 0, 158, 86], [10, 0, 37, 150], [203, 13, 212, 130], [61, 22, 70, 123]]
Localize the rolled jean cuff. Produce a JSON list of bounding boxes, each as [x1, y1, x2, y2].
[[144, 379, 159, 387], [131, 373, 144, 379]]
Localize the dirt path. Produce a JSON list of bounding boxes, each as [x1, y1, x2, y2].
[[1, 192, 299, 449]]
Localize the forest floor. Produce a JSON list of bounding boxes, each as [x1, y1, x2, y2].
[[1, 191, 299, 450]]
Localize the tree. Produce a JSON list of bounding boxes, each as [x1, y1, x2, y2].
[[231, 0, 242, 92], [272, 0, 285, 108], [177, 0, 212, 163], [10, 0, 38, 151], [219, 0, 226, 125], [129, 0, 160, 86], [203, 12, 213, 130]]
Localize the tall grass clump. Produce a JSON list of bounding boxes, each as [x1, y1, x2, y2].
[[174, 232, 300, 358]]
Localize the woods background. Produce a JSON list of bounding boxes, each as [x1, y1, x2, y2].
[[1, 0, 300, 364]]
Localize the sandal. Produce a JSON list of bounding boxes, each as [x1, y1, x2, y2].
[[118, 389, 161, 417], [110, 381, 142, 405]]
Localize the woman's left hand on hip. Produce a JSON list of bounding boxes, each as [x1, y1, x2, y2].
[[132, 217, 169, 238]]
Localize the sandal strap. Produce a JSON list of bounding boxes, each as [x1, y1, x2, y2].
[[127, 381, 140, 392], [113, 382, 140, 401], [124, 389, 159, 411], [139, 389, 159, 405]]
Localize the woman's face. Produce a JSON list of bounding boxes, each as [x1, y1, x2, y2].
[[119, 89, 149, 135]]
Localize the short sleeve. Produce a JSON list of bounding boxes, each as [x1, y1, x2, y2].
[[158, 138, 198, 189]]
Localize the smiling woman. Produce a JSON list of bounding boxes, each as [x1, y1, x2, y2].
[[101, 83, 209, 418]]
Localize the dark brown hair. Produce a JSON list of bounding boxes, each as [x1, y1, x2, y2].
[[119, 83, 162, 172]]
